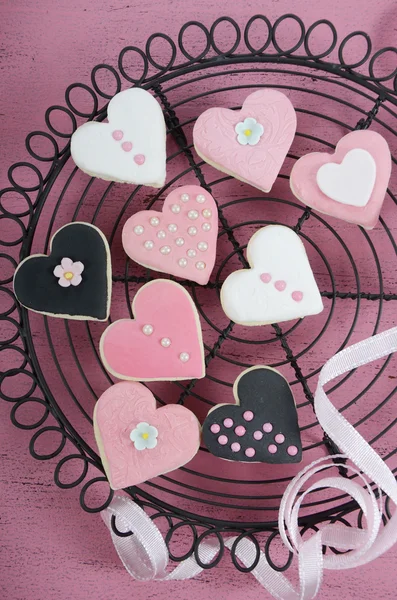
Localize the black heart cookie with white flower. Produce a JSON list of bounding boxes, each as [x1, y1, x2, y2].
[[203, 366, 302, 463], [13, 222, 112, 321]]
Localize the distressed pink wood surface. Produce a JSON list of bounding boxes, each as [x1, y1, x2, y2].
[[1, 1, 397, 599]]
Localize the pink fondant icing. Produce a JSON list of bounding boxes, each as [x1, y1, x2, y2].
[[94, 381, 201, 490], [218, 435, 228, 445], [122, 185, 218, 285], [245, 447, 255, 458], [193, 90, 297, 193], [275, 433, 285, 444], [292, 291, 303, 302], [235, 425, 246, 437], [290, 130, 392, 229], [100, 280, 205, 381], [210, 423, 220, 434], [274, 280, 286, 291], [112, 130, 124, 141], [134, 153, 146, 165], [223, 418, 233, 428], [260, 273, 272, 283], [287, 445, 299, 456], [121, 141, 133, 152]]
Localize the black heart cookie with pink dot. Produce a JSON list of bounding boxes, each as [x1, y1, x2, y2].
[[202, 366, 302, 463]]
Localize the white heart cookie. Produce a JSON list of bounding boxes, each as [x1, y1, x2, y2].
[[71, 88, 166, 187], [220, 226, 324, 325], [316, 148, 376, 208]]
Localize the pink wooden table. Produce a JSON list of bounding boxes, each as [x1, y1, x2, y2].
[[1, 1, 397, 599]]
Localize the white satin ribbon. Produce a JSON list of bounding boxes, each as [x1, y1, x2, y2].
[[101, 326, 397, 598]]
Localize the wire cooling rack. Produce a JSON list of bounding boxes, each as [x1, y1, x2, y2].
[[1, 14, 397, 572]]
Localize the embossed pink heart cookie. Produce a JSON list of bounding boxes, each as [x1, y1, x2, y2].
[[94, 381, 201, 489], [290, 130, 391, 229], [100, 279, 205, 381], [193, 90, 297, 192], [122, 185, 218, 285]]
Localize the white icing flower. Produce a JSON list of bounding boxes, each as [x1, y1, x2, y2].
[[130, 422, 158, 450], [235, 117, 264, 146], [53, 257, 84, 287]]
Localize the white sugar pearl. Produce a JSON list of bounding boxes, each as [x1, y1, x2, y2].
[[187, 249, 196, 258], [202, 222, 211, 232], [142, 324, 153, 336], [188, 210, 199, 220], [197, 241, 208, 252], [134, 225, 144, 235], [144, 240, 154, 250], [202, 209, 212, 218], [179, 352, 190, 362], [196, 194, 206, 204], [178, 258, 188, 267], [168, 223, 178, 233], [171, 204, 181, 214], [181, 193, 190, 202], [160, 245, 171, 255], [196, 261, 206, 270], [150, 217, 160, 226], [175, 237, 185, 246], [157, 230, 166, 239], [161, 337, 171, 348], [188, 226, 197, 236]]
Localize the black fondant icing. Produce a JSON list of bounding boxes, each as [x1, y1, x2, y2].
[[202, 367, 302, 463], [13, 223, 111, 321]]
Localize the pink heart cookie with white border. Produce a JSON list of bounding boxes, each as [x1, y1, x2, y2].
[[122, 185, 218, 285], [100, 279, 205, 381], [94, 381, 201, 489], [290, 130, 391, 229], [193, 90, 297, 192]]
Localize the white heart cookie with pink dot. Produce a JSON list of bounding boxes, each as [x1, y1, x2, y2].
[[220, 225, 323, 325], [122, 185, 218, 285], [71, 88, 166, 187]]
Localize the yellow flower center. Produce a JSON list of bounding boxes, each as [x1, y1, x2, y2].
[[244, 129, 252, 137], [141, 432, 149, 440], [64, 271, 74, 280]]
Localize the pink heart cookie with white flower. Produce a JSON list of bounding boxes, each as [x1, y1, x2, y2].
[[94, 381, 201, 489], [193, 90, 297, 192], [290, 130, 392, 229], [122, 185, 218, 285], [100, 279, 205, 381]]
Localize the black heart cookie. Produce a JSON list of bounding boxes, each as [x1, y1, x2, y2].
[[13, 222, 112, 321], [202, 366, 302, 463]]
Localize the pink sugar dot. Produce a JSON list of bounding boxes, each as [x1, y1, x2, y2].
[[134, 154, 146, 165], [260, 273, 272, 284], [292, 291, 303, 302], [275, 280, 287, 292], [231, 442, 241, 452], [243, 410, 254, 421], [263, 423, 273, 433], [223, 418, 233, 428], [210, 424, 220, 434], [235, 425, 246, 437], [275, 433, 285, 444], [287, 445, 299, 456], [112, 130, 123, 141], [218, 435, 228, 445], [253, 430, 263, 441], [268, 444, 278, 454], [122, 141, 133, 152], [245, 447, 256, 458]]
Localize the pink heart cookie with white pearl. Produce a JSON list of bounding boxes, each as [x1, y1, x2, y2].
[[122, 185, 218, 285], [100, 279, 205, 381], [193, 90, 297, 192], [94, 381, 201, 489]]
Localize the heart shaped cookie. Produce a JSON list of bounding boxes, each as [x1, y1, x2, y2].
[[94, 381, 201, 489], [220, 225, 323, 325], [100, 279, 205, 381], [203, 366, 302, 463], [290, 130, 391, 229], [13, 222, 111, 321], [193, 90, 297, 192], [71, 88, 166, 187], [122, 185, 218, 285]]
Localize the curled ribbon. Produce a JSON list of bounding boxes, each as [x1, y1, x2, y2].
[[101, 326, 397, 598]]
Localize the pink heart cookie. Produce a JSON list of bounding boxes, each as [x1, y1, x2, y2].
[[290, 130, 392, 229], [94, 381, 201, 489], [122, 185, 218, 285], [193, 90, 297, 192], [100, 279, 205, 381]]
